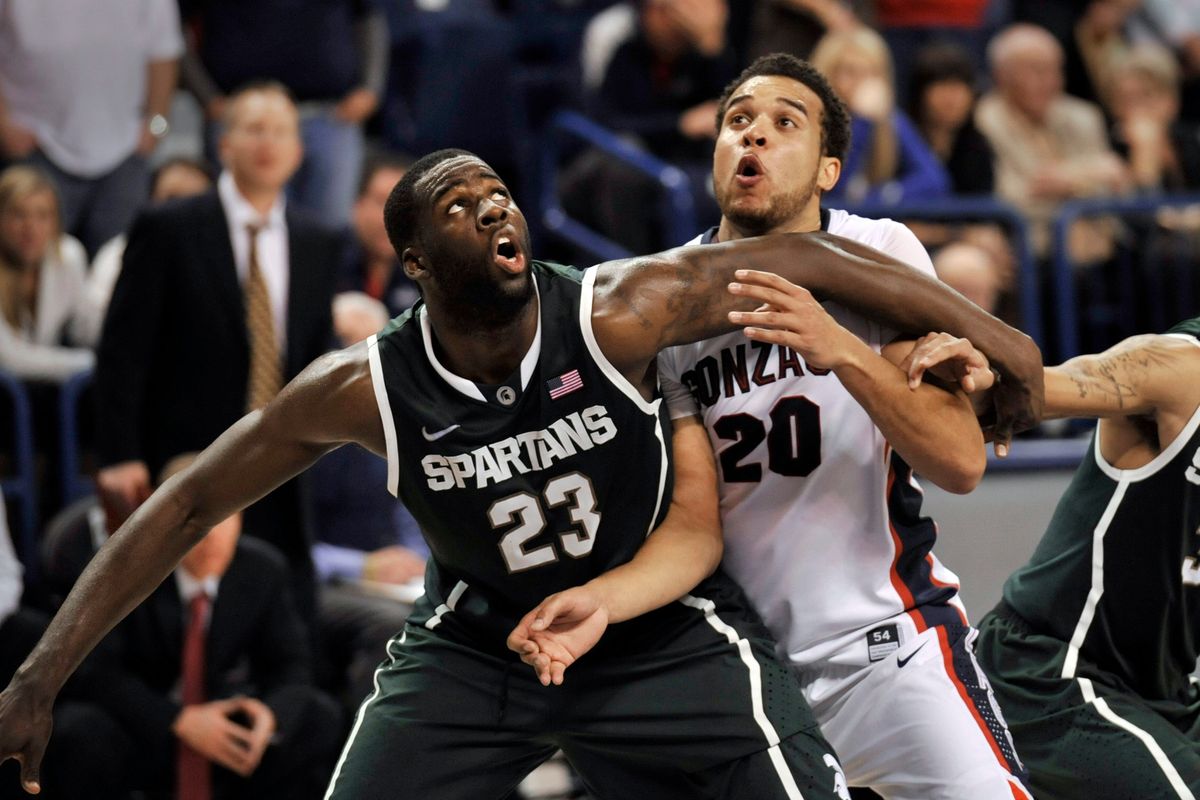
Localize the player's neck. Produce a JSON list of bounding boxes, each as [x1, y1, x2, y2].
[[426, 294, 539, 385], [716, 205, 823, 241]]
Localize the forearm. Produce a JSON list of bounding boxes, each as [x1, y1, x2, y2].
[[668, 233, 1039, 376], [13, 380, 346, 698], [145, 59, 178, 121], [355, 10, 390, 98], [179, 49, 221, 107], [584, 515, 722, 624], [12, 483, 205, 698], [836, 339, 984, 493], [578, 418, 721, 624], [791, 235, 1042, 407], [0, 334, 94, 383]]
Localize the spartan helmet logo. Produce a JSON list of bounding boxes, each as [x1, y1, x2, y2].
[[497, 386, 517, 406]]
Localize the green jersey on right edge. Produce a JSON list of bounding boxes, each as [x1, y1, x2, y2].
[[1003, 316, 1200, 703]]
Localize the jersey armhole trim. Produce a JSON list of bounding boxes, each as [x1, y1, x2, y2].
[[1093, 382, 1200, 483], [579, 267, 661, 416], [1164, 332, 1200, 349], [366, 333, 400, 496]]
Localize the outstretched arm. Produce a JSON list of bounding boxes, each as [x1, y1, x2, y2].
[[507, 416, 721, 685], [0, 343, 383, 794], [1044, 334, 1200, 421], [591, 230, 1043, 447]]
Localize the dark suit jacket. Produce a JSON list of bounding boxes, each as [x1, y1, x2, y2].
[[69, 538, 313, 752], [95, 190, 342, 573], [97, 189, 340, 475]]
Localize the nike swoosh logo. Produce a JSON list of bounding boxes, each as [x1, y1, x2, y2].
[[421, 424, 461, 442], [896, 641, 927, 668]]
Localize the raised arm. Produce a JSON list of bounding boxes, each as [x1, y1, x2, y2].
[[0, 343, 383, 794], [590, 230, 1044, 443]]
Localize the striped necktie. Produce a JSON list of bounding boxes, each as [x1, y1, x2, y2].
[[244, 223, 283, 412]]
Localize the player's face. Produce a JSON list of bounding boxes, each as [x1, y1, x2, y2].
[[412, 156, 533, 322], [713, 76, 840, 236]]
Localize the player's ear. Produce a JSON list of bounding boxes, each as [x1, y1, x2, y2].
[[402, 247, 429, 281], [817, 156, 841, 192]]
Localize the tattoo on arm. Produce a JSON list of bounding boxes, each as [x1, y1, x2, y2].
[[608, 255, 731, 349], [1065, 344, 1173, 408]]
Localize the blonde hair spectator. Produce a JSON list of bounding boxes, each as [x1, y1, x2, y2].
[[0, 165, 93, 381]]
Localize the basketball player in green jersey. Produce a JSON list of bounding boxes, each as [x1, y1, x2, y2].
[[0, 149, 1041, 799], [898, 319, 1200, 799]]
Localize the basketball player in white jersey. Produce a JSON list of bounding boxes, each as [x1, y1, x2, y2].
[[655, 54, 1032, 799]]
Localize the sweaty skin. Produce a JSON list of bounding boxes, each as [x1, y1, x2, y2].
[[0, 155, 1040, 793]]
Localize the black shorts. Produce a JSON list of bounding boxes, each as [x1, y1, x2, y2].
[[977, 604, 1200, 800], [324, 587, 848, 800]]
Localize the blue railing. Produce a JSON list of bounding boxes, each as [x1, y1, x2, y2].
[[540, 110, 697, 262], [0, 369, 38, 585], [1051, 193, 1200, 360], [59, 368, 94, 506]]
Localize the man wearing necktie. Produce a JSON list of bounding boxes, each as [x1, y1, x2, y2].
[[94, 82, 345, 632], [42, 454, 341, 799]]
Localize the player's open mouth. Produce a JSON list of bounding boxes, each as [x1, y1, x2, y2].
[[494, 234, 525, 274], [735, 154, 764, 187], [734, 152, 763, 187]]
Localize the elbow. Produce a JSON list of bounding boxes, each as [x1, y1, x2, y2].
[[935, 450, 986, 495]]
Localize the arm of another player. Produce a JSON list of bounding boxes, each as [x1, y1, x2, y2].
[[0, 343, 384, 794], [508, 416, 721, 685], [589, 230, 1043, 448], [722, 272, 985, 492], [1043, 333, 1200, 422]]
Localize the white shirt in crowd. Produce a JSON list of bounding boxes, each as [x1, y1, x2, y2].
[[0, 490, 22, 626], [0, 234, 95, 382], [0, 0, 184, 177]]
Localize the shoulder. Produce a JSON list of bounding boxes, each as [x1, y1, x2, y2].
[[826, 210, 934, 276], [128, 191, 218, 240], [973, 93, 1007, 131], [1055, 95, 1106, 132]]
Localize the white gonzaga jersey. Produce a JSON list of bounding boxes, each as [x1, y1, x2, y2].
[[658, 209, 968, 669]]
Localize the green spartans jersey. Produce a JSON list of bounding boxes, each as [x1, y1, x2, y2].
[[365, 261, 673, 652], [1002, 317, 1200, 702]]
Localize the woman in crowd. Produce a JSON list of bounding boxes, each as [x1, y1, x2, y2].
[[810, 26, 951, 205], [0, 165, 93, 382], [907, 41, 995, 195]]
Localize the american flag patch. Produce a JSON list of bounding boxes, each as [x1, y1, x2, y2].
[[547, 369, 584, 399]]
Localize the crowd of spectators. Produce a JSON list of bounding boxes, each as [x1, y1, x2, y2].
[[1, 0, 1199, 797]]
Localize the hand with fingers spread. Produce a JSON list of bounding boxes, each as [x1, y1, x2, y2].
[[726, 269, 862, 372], [900, 332, 996, 395], [0, 683, 54, 795], [172, 696, 275, 777], [507, 586, 610, 687]]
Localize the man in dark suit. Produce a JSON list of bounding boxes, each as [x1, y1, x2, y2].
[[94, 81, 343, 625], [44, 454, 341, 799]]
